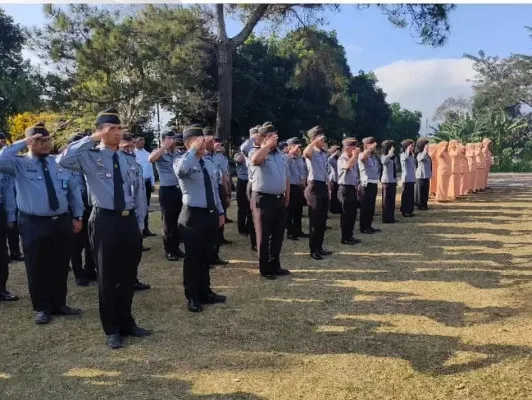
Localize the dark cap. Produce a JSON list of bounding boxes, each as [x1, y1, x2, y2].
[[183, 124, 204, 140], [203, 127, 215, 136], [25, 122, 50, 138], [342, 137, 358, 147], [287, 137, 301, 146], [161, 128, 176, 140], [96, 108, 121, 125], [307, 126, 325, 140], [278, 141, 287, 150], [362, 136, 376, 145], [68, 132, 85, 144], [214, 136, 223, 143], [121, 133, 133, 142], [259, 123, 276, 135]]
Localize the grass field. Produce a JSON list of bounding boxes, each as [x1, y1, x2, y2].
[[1, 178, 532, 399]]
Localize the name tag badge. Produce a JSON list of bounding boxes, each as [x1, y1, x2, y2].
[[105, 172, 112, 178], [62, 180, 68, 189], [131, 184, 135, 195]]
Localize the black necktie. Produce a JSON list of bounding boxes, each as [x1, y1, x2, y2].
[[39, 158, 59, 211], [113, 152, 126, 211], [199, 158, 215, 211]]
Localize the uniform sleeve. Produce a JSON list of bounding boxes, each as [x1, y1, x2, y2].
[[417, 149, 429, 163], [147, 153, 156, 185], [58, 136, 95, 172], [2, 176, 16, 223], [381, 154, 393, 165], [0, 140, 27, 176], [240, 138, 255, 156], [214, 183, 224, 215], [67, 171, 84, 218], [135, 168, 147, 230], [174, 150, 197, 178]]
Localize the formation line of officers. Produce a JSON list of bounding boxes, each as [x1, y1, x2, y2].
[[0, 110, 494, 349]]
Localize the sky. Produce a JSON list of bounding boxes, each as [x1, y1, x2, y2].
[[2, 3, 532, 134]]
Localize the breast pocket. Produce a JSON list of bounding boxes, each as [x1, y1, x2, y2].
[[24, 170, 42, 182], [56, 172, 70, 190]]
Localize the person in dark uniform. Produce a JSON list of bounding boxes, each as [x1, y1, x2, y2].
[[0, 170, 19, 301], [303, 126, 332, 260], [249, 122, 291, 279], [358, 137, 381, 234], [0, 122, 83, 324], [415, 138, 432, 210], [174, 125, 227, 312], [286, 137, 308, 240], [149, 128, 186, 261], [59, 109, 150, 349], [234, 138, 251, 236], [400, 139, 416, 217], [380, 140, 398, 224], [337, 138, 361, 245], [0, 132, 24, 262], [327, 146, 342, 214]]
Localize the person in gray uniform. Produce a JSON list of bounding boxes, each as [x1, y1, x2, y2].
[[358, 136, 381, 234], [328, 145, 342, 214], [337, 137, 361, 245], [59, 109, 150, 349], [415, 138, 432, 210], [249, 122, 291, 279], [0, 122, 83, 325], [234, 139, 251, 236], [149, 128, 186, 261], [285, 137, 308, 241], [380, 140, 398, 224], [174, 124, 227, 313], [303, 126, 333, 260], [0, 170, 18, 301], [400, 139, 416, 217]]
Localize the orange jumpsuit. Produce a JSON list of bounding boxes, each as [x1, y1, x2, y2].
[[459, 144, 468, 196], [428, 144, 437, 196], [448, 140, 462, 199], [474, 143, 485, 191], [466, 143, 476, 193], [436, 141, 452, 202]]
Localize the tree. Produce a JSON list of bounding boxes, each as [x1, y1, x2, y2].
[[432, 95, 471, 123], [388, 102, 422, 143]]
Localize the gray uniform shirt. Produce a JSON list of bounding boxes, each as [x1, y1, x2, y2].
[[155, 149, 183, 187], [400, 151, 416, 183], [288, 156, 305, 185], [0, 140, 83, 218], [337, 153, 359, 186], [174, 150, 224, 215], [380, 154, 397, 183], [416, 149, 433, 179], [305, 148, 328, 182], [249, 148, 288, 195], [358, 154, 380, 185], [0, 173, 17, 222], [234, 151, 248, 180], [328, 156, 339, 183], [58, 136, 146, 229]]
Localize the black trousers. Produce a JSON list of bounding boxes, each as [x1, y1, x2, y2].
[[159, 185, 182, 254], [381, 182, 397, 223], [144, 179, 152, 231], [236, 179, 250, 235], [178, 207, 217, 301], [305, 181, 329, 253], [7, 219, 21, 257], [19, 212, 72, 313], [328, 181, 342, 214], [338, 185, 358, 241], [246, 181, 257, 248], [400, 182, 415, 215], [251, 192, 286, 275], [89, 209, 142, 335], [286, 184, 304, 236], [0, 208, 9, 291], [358, 183, 378, 231], [416, 179, 430, 209], [71, 206, 95, 280]]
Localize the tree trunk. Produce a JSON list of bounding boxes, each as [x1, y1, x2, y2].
[[215, 41, 233, 140]]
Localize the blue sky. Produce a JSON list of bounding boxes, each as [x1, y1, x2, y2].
[[2, 4, 531, 133]]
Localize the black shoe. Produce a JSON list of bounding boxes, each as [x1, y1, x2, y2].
[[341, 238, 361, 245], [311, 252, 323, 260], [35, 311, 51, 325], [52, 305, 82, 316], [382, 220, 398, 224], [10, 253, 24, 262], [274, 268, 291, 276], [143, 230, 156, 237], [260, 273, 277, 280], [76, 277, 90, 287], [360, 229, 375, 234], [120, 325, 151, 337], [188, 299, 203, 312], [319, 249, 333, 256], [368, 227, 381, 233], [142, 246, 150, 252], [220, 238, 232, 245], [287, 234, 299, 240], [225, 218, 234, 223], [402, 213, 413, 218], [212, 258, 229, 266], [0, 291, 19, 301], [106, 334, 124, 349], [175, 248, 186, 258], [297, 232, 310, 238], [166, 253, 179, 261], [201, 291, 226, 304], [418, 206, 429, 211], [134, 281, 151, 291]]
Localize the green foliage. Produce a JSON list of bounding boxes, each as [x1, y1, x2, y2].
[[388, 102, 422, 144]]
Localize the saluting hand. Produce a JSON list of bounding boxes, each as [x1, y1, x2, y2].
[[72, 219, 82, 233], [25, 134, 42, 145], [388, 146, 395, 156], [190, 137, 204, 151], [263, 134, 278, 149]]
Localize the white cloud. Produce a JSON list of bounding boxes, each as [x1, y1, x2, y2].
[[374, 58, 476, 134]]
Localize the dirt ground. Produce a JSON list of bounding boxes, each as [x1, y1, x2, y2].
[[1, 174, 531, 400]]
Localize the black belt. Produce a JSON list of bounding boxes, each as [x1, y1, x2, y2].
[[94, 207, 136, 217], [185, 206, 216, 214], [256, 192, 284, 199], [19, 211, 69, 221], [159, 184, 180, 189], [339, 184, 357, 188]]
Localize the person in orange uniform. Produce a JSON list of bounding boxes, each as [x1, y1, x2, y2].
[[435, 141, 452, 202], [482, 138, 493, 189], [428, 143, 438, 196], [474, 142, 485, 192], [458, 143, 469, 196], [466, 143, 477, 193], [447, 140, 462, 199]]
